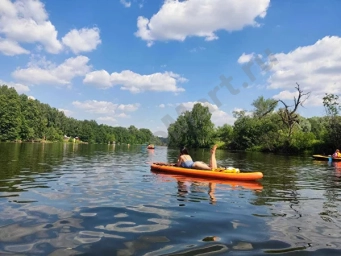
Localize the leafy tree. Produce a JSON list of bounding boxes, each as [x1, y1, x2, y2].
[[168, 103, 214, 148], [0, 86, 21, 141], [323, 93, 341, 148], [252, 96, 278, 118], [0, 85, 161, 144], [215, 124, 233, 147]]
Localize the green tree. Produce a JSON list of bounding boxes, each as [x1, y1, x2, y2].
[[168, 103, 214, 148], [252, 96, 278, 118], [0, 86, 21, 141], [215, 124, 233, 147], [323, 93, 341, 148]]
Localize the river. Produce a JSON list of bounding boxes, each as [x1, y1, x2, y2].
[[0, 143, 340, 255]]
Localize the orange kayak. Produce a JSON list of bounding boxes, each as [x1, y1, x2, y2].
[[151, 171, 263, 190], [150, 163, 263, 181]]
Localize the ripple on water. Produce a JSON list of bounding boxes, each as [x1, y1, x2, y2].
[[1, 145, 341, 255]]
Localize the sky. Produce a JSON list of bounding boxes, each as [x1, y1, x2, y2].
[[0, 0, 340, 137]]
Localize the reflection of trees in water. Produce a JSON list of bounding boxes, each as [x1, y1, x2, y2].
[[321, 162, 341, 222], [0, 143, 145, 192]]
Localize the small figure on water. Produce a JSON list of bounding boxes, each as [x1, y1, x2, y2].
[[333, 149, 341, 158]]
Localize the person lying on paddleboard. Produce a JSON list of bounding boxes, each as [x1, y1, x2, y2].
[[176, 145, 217, 170], [333, 149, 341, 158]]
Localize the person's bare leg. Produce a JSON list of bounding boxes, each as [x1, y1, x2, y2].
[[209, 145, 217, 170], [192, 161, 211, 170]]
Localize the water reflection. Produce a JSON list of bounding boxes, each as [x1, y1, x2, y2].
[[0, 143, 340, 255]]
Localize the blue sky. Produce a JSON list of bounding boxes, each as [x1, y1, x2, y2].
[[0, 0, 340, 136]]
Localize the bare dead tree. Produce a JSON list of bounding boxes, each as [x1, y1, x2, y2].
[[277, 83, 311, 145]]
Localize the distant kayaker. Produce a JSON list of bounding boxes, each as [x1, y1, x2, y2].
[[333, 149, 341, 158], [176, 145, 218, 170]]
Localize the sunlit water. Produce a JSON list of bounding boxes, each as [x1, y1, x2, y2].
[[0, 143, 340, 255]]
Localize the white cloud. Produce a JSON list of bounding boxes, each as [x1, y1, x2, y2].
[[159, 104, 165, 108], [12, 55, 91, 85], [82, 70, 111, 88], [273, 90, 321, 107], [266, 36, 341, 106], [73, 100, 117, 114], [0, 79, 29, 93], [97, 116, 117, 123], [0, 38, 29, 55], [117, 103, 140, 112], [177, 101, 235, 126], [237, 53, 255, 64], [62, 28, 101, 54], [83, 70, 187, 93], [120, 0, 131, 7], [0, 0, 62, 54], [58, 108, 73, 117], [72, 100, 140, 115], [116, 113, 129, 118], [28, 95, 35, 100], [272, 90, 298, 100], [237, 52, 263, 64], [135, 0, 270, 46]]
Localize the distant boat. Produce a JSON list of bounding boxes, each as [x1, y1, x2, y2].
[[312, 154, 341, 162], [147, 144, 155, 149]]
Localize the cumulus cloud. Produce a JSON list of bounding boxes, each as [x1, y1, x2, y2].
[[0, 79, 29, 93], [72, 100, 140, 115], [97, 116, 117, 123], [272, 90, 321, 107], [237, 53, 255, 64], [117, 103, 140, 112], [72, 100, 118, 114], [120, 0, 131, 7], [83, 70, 187, 93], [266, 36, 341, 106], [116, 113, 129, 118], [176, 101, 235, 126], [62, 28, 101, 54], [12, 55, 91, 85], [0, 0, 62, 54], [135, 0, 270, 46], [0, 38, 29, 55], [159, 104, 165, 108], [272, 90, 298, 100]]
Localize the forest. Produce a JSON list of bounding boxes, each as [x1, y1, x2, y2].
[[2, 83, 341, 154], [0, 85, 164, 145], [168, 84, 341, 154]]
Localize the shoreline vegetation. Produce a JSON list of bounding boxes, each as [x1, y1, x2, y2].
[[0, 85, 166, 146], [1, 84, 341, 154], [167, 84, 341, 154]]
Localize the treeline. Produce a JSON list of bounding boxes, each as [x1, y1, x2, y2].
[[0, 85, 163, 145], [168, 84, 341, 153]]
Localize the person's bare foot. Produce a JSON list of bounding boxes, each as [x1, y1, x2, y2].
[[210, 144, 218, 154]]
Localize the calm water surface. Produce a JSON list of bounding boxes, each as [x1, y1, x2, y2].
[[0, 143, 340, 255]]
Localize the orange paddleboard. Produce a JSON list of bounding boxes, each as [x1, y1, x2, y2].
[[150, 163, 263, 181], [151, 171, 263, 190]]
